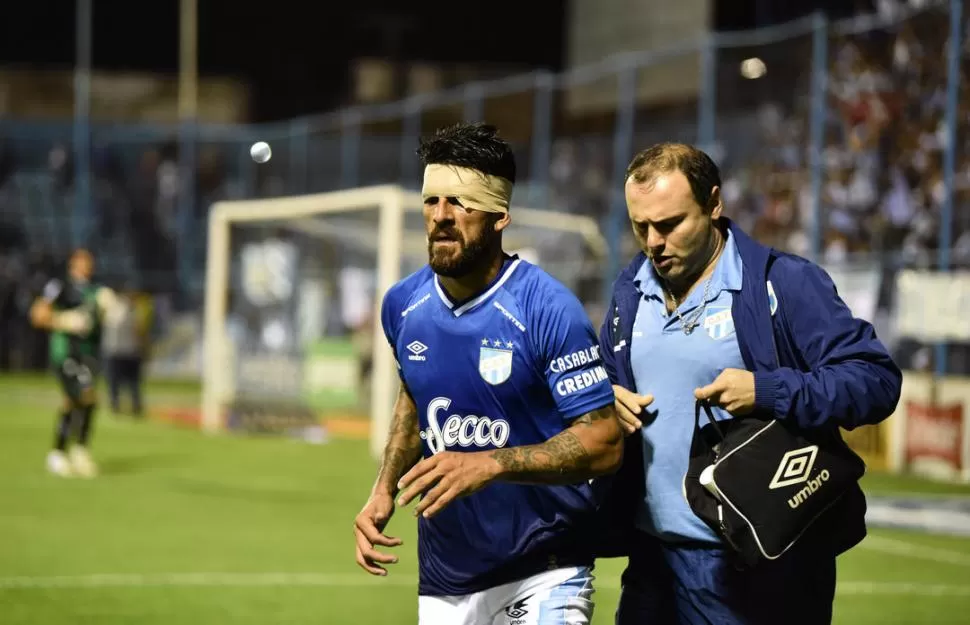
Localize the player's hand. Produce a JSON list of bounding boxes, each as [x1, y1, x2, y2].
[[30, 305, 53, 329], [353, 492, 402, 576], [694, 368, 756, 416], [613, 385, 654, 434], [396, 451, 500, 519]]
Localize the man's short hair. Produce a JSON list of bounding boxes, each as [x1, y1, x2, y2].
[[71, 248, 94, 263], [626, 143, 721, 211], [416, 122, 517, 184]]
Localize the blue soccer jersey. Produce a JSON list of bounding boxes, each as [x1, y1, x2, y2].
[[381, 255, 615, 597]]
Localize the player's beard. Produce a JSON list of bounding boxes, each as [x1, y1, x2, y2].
[[427, 228, 497, 278]]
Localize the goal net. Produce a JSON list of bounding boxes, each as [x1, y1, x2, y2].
[[201, 185, 607, 458]]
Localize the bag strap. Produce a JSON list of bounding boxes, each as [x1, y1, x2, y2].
[[694, 400, 726, 443]]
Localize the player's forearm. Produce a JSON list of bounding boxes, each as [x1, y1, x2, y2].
[[489, 405, 623, 485], [31, 299, 93, 335], [372, 388, 423, 498], [374, 432, 422, 498]]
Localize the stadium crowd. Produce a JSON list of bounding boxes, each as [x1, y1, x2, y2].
[[740, 1, 970, 266], [0, 1, 967, 372], [548, 1, 970, 267]]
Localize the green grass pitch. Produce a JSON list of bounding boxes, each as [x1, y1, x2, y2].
[[1, 374, 969, 624]]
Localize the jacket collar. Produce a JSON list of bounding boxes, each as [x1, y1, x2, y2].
[[614, 217, 773, 299], [726, 218, 773, 284]]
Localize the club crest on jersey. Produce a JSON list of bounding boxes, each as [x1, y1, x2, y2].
[[479, 338, 514, 385], [704, 305, 735, 340]]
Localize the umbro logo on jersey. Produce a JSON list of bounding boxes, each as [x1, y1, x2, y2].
[[406, 341, 428, 362], [504, 594, 532, 622]]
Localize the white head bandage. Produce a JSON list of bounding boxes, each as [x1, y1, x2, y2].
[[421, 164, 513, 214]]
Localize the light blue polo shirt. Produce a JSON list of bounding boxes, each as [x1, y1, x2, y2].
[[629, 229, 746, 543]]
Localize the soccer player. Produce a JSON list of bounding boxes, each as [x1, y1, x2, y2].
[[30, 248, 121, 478], [354, 123, 623, 625]]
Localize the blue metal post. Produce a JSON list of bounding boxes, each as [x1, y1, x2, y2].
[[74, 0, 92, 247], [241, 137, 256, 197], [603, 64, 637, 307], [808, 12, 828, 263], [697, 34, 716, 149], [529, 72, 554, 207], [340, 110, 362, 189], [463, 84, 485, 122], [177, 0, 198, 295], [289, 118, 309, 194], [400, 99, 422, 187], [936, 0, 962, 376], [178, 120, 196, 291]]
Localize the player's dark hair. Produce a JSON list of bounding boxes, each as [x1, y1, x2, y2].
[[416, 122, 517, 183], [626, 143, 721, 212]]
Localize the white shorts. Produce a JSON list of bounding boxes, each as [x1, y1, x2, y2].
[[418, 566, 594, 625]]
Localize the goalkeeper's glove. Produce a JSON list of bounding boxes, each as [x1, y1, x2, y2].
[[51, 310, 93, 337], [96, 287, 125, 322]]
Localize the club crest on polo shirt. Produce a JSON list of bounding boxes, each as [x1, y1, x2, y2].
[[704, 305, 736, 340]]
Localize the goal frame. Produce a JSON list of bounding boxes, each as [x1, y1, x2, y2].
[[202, 184, 608, 459]]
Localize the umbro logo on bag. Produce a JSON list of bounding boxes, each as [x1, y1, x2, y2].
[[769, 446, 819, 489], [406, 341, 428, 362], [769, 445, 830, 509]]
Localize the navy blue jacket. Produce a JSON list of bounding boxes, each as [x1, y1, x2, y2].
[[593, 219, 902, 558]]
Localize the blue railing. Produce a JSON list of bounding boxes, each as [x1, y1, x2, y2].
[[0, 3, 964, 313]]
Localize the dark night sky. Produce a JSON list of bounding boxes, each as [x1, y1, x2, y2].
[[715, 0, 871, 31], [0, 0, 870, 122]]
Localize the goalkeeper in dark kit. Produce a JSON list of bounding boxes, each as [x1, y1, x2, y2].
[[30, 248, 122, 478]]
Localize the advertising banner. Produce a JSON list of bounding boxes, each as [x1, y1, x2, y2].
[[904, 400, 964, 480]]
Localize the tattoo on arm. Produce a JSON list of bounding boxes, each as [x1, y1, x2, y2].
[[373, 386, 423, 497], [568, 407, 615, 426], [488, 405, 619, 485]]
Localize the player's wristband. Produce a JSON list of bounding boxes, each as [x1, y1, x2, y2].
[[52, 310, 92, 336]]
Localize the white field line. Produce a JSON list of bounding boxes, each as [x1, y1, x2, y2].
[[0, 572, 415, 590], [861, 535, 970, 568], [0, 573, 968, 598], [836, 582, 970, 597]]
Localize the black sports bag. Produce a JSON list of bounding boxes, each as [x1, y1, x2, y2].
[[685, 401, 866, 565]]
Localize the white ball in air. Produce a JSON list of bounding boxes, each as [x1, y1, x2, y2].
[[740, 57, 767, 80], [250, 141, 272, 164]]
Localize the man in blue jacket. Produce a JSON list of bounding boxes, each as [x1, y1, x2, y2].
[[598, 143, 902, 625]]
